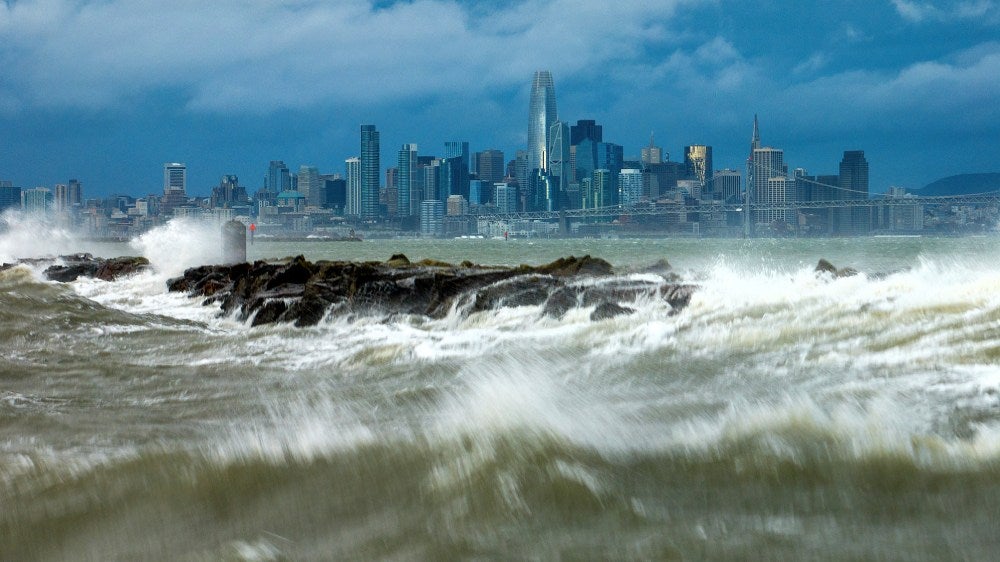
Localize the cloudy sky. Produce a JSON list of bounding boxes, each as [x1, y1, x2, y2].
[[1, 0, 998, 197]]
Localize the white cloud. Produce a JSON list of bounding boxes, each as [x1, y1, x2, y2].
[[776, 42, 1000, 133], [0, 0, 713, 113], [891, 0, 999, 22]]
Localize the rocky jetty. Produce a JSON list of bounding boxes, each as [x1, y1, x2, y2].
[[1, 253, 150, 282], [166, 254, 697, 327]]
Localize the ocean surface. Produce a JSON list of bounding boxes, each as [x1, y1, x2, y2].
[[3, 218, 1000, 560]]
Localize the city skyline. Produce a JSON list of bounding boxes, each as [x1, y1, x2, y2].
[[1, 0, 998, 196]]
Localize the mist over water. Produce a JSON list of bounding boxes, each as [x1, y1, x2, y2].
[[2, 233, 1000, 560]]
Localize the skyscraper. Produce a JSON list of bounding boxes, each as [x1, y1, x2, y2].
[[298, 165, 321, 207], [618, 168, 643, 206], [570, 119, 602, 146], [642, 133, 663, 165], [684, 145, 713, 189], [475, 149, 505, 185], [547, 121, 570, 205], [839, 150, 869, 198], [527, 71, 557, 175], [345, 157, 361, 216], [839, 150, 871, 234], [397, 143, 418, 217], [360, 124, 380, 220], [751, 147, 786, 225], [266, 161, 290, 193]]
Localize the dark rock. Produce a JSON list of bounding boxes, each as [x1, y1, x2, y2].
[[251, 299, 288, 326], [815, 259, 859, 278], [166, 255, 699, 327], [590, 302, 635, 321], [542, 286, 580, 318], [537, 255, 614, 277], [42, 254, 149, 282], [385, 254, 410, 267]]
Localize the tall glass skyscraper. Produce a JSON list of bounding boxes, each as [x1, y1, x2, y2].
[[527, 71, 557, 175], [360, 125, 380, 220]]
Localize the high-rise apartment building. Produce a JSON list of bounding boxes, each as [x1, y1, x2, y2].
[[618, 168, 643, 206], [345, 157, 361, 216], [360, 124, 380, 220], [21, 187, 51, 215], [397, 143, 418, 217], [527, 71, 557, 175]]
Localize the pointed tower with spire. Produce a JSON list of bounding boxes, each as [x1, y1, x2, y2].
[[641, 132, 663, 165], [750, 113, 761, 153]]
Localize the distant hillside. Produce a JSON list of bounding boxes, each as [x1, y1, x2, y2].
[[912, 173, 1000, 196]]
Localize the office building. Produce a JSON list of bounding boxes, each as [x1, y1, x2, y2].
[[642, 133, 663, 165], [163, 163, 186, 195], [0, 183, 21, 212], [684, 145, 713, 188], [475, 149, 505, 185], [297, 166, 321, 207], [548, 121, 570, 205], [494, 183, 518, 213], [712, 169, 742, 203]]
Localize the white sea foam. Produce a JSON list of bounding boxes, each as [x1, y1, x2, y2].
[[130, 217, 224, 278], [0, 211, 78, 263]]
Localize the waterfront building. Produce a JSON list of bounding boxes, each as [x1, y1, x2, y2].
[[446, 194, 469, 216], [420, 200, 444, 236], [345, 157, 361, 216]]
